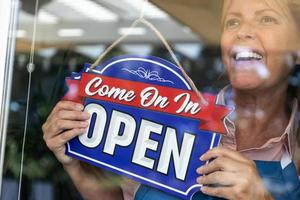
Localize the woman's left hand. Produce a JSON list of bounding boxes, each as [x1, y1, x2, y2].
[[196, 147, 274, 200]]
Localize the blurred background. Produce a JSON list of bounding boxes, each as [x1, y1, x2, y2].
[[0, 0, 276, 199]]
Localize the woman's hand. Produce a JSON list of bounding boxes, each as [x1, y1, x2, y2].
[[42, 101, 125, 199], [196, 147, 273, 200], [42, 101, 90, 166]]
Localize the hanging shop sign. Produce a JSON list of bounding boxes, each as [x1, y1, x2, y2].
[[63, 55, 230, 199]]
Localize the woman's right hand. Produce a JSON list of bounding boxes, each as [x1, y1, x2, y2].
[[42, 101, 90, 166], [42, 101, 125, 199]]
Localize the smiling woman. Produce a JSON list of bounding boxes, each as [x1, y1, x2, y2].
[[196, 0, 300, 199], [134, 0, 300, 199]]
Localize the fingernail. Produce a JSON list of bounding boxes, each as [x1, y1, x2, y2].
[[200, 155, 205, 161], [82, 112, 90, 118], [197, 166, 203, 174], [197, 177, 203, 184], [76, 104, 84, 110], [201, 186, 207, 193]]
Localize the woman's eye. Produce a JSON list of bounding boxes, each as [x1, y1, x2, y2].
[[260, 16, 278, 24], [225, 19, 240, 29]]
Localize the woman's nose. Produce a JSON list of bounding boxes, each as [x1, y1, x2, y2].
[[236, 23, 255, 40]]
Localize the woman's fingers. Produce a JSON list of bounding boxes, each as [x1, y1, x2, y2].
[[55, 101, 84, 112], [201, 186, 234, 200], [42, 101, 90, 165], [200, 147, 250, 163], [44, 119, 89, 140], [43, 101, 88, 139], [197, 171, 237, 186], [196, 148, 266, 200], [49, 101, 84, 118], [197, 148, 257, 176], [197, 156, 242, 174], [46, 128, 87, 151], [42, 110, 90, 139], [56, 110, 90, 121]]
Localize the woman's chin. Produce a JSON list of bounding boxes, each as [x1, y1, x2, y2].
[[230, 75, 263, 90]]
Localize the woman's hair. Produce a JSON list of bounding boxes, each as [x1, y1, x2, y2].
[[221, 0, 300, 32]]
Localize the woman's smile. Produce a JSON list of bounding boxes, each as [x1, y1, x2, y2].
[[229, 46, 269, 79]]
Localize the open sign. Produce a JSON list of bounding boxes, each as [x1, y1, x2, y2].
[[63, 55, 230, 199]]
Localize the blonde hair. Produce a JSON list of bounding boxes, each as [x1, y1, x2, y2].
[[221, 0, 300, 31]]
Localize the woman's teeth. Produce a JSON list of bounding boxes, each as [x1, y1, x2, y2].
[[234, 52, 263, 61]]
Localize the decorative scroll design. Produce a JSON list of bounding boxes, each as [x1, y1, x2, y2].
[[122, 67, 174, 84]]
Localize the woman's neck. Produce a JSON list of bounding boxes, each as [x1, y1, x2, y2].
[[232, 84, 290, 150]]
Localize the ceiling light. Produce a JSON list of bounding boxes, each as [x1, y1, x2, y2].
[[57, 28, 84, 37], [121, 44, 152, 56], [183, 26, 192, 34], [57, 0, 118, 21], [37, 48, 57, 58], [118, 27, 146, 35], [75, 45, 105, 59], [174, 44, 202, 59], [123, 0, 168, 19], [38, 9, 59, 24], [16, 30, 27, 38]]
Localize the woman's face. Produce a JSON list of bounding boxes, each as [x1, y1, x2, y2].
[[221, 0, 299, 91]]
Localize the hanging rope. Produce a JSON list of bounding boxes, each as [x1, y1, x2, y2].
[[17, 0, 38, 199], [90, 0, 207, 105]]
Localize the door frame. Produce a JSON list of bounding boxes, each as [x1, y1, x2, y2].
[[0, 0, 19, 193]]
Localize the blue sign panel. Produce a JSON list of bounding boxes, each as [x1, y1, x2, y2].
[[63, 55, 230, 199]]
